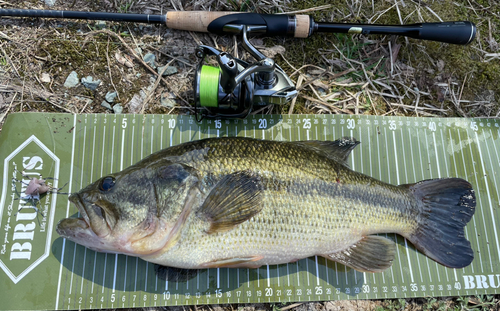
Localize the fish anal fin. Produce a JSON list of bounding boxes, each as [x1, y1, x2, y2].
[[323, 236, 396, 273], [200, 256, 264, 268], [291, 137, 359, 166], [197, 170, 262, 234]]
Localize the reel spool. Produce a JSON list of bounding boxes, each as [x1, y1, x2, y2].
[[194, 26, 297, 120]]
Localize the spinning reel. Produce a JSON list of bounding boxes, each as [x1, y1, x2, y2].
[[193, 26, 297, 120]]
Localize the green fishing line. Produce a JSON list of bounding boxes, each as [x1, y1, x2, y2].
[[199, 65, 220, 108]]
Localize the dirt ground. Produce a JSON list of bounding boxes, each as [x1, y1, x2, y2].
[[0, 0, 499, 310], [0, 0, 499, 122]]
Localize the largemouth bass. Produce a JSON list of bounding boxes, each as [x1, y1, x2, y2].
[[56, 137, 476, 272]]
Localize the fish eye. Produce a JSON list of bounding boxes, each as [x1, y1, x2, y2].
[[99, 177, 115, 192]]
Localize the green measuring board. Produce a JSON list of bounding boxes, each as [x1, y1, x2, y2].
[[0, 113, 499, 311]]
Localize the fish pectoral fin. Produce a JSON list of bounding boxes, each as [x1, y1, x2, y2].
[[290, 137, 359, 166], [323, 236, 396, 273], [200, 256, 264, 268], [197, 170, 262, 234]]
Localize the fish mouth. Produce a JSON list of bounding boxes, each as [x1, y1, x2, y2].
[[56, 193, 111, 239], [68, 193, 91, 229]]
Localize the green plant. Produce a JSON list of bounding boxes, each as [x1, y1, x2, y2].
[[454, 295, 497, 311], [118, 1, 134, 13], [385, 298, 406, 311], [270, 303, 282, 311]]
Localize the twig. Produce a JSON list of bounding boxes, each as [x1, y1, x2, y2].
[[389, 41, 394, 77], [79, 99, 92, 114], [252, 104, 273, 115], [281, 303, 304, 311], [300, 94, 353, 114], [425, 6, 443, 22], [280, 5, 332, 14], [233, 35, 238, 59], [298, 68, 355, 92], [288, 74, 304, 115], [106, 37, 120, 100], [368, 3, 398, 23], [457, 73, 468, 104], [0, 93, 17, 125], [148, 46, 195, 67], [365, 89, 378, 115], [140, 60, 174, 114], [1, 84, 74, 113], [390, 102, 448, 112], [0, 44, 20, 78], [447, 79, 467, 117], [369, 90, 404, 99], [0, 31, 12, 41], [20, 77, 25, 112], [414, 87, 420, 117], [127, 25, 143, 59]]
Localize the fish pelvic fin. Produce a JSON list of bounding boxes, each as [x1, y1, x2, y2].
[[323, 236, 396, 273], [290, 137, 359, 166], [404, 178, 476, 269], [197, 170, 263, 234]]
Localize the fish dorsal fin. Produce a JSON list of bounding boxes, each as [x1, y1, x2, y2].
[[291, 137, 359, 166], [197, 170, 262, 234], [323, 235, 396, 272]]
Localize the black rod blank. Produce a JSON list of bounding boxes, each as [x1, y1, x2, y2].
[[315, 21, 476, 45], [0, 9, 166, 24]]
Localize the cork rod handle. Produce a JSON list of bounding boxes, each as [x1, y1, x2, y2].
[[165, 11, 311, 38], [166, 11, 237, 33]]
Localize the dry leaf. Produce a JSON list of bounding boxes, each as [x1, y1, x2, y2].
[[40, 73, 51, 83], [115, 51, 133, 68]]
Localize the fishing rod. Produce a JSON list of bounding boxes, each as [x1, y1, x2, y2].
[[0, 9, 476, 45], [0, 8, 476, 119]]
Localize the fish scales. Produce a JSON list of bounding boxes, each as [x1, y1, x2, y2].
[[57, 137, 476, 272], [142, 138, 418, 267]]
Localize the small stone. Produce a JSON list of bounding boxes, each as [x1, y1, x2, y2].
[[40, 73, 51, 83], [75, 96, 93, 107], [157, 65, 178, 76], [95, 21, 106, 29], [101, 101, 112, 110], [112, 104, 123, 114], [64, 71, 79, 88], [44, 0, 57, 7], [161, 92, 176, 108], [436, 59, 445, 72], [105, 91, 118, 103], [143, 53, 156, 68], [81, 76, 101, 90], [127, 94, 143, 113]]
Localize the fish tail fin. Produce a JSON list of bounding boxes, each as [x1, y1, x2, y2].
[[404, 178, 476, 268]]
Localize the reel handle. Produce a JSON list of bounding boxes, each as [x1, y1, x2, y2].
[[217, 52, 239, 94]]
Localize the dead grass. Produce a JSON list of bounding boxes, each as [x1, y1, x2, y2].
[[0, 0, 499, 310], [0, 0, 499, 128]]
